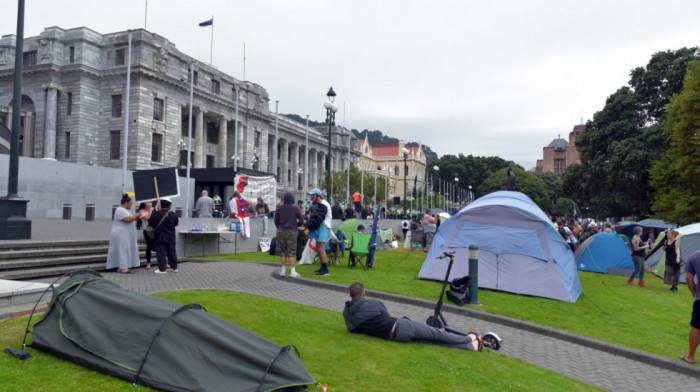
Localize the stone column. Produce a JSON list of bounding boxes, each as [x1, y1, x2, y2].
[[43, 87, 57, 159], [194, 109, 204, 168], [280, 139, 289, 189], [217, 117, 227, 167], [291, 142, 300, 189], [22, 113, 33, 157], [309, 149, 316, 188]]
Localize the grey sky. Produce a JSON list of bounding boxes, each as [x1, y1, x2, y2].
[[9, 0, 700, 168]]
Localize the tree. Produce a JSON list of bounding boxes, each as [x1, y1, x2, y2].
[[534, 172, 563, 204], [650, 60, 700, 224], [478, 167, 550, 211], [430, 154, 509, 200], [562, 48, 699, 218]]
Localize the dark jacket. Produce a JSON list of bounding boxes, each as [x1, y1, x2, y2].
[[149, 209, 178, 243], [342, 296, 396, 338], [274, 204, 304, 231], [331, 204, 343, 220], [306, 202, 328, 230]]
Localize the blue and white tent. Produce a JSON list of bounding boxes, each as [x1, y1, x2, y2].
[[418, 191, 582, 302], [575, 233, 634, 273]]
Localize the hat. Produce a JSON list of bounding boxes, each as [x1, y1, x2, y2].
[[588, 222, 597, 229], [309, 189, 322, 196]]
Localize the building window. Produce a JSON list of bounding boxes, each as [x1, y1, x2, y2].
[[111, 95, 122, 118], [115, 48, 125, 66], [110, 131, 120, 160], [67, 92, 72, 115], [65, 132, 70, 159], [69, 46, 75, 63], [554, 159, 566, 174], [153, 98, 164, 121], [23, 51, 37, 66], [193, 71, 199, 86], [151, 133, 163, 162], [395, 165, 399, 176], [211, 80, 220, 94], [206, 155, 215, 168], [206, 122, 218, 144], [254, 130, 261, 148]]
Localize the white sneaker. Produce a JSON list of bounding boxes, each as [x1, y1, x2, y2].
[[279, 270, 286, 277], [289, 271, 301, 278], [154, 269, 167, 274]]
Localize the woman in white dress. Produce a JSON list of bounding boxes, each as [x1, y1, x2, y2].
[[106, 194, 143, 273]]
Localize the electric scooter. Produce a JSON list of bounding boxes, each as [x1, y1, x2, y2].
[[426, 251, 503, 351]]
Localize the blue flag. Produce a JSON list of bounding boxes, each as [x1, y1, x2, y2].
[[199, 18, 213, 27], [412, 175, 417, 198]]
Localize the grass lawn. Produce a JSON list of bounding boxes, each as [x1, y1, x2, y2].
[[207, 247, 692, 360], [1, 290, 600, 391]]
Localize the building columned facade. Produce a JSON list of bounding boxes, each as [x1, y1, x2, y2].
[[357, 135, 426, 203], [0, 26, 359, 200], [535, 124, 584, 173]]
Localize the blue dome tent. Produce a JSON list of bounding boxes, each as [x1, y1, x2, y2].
[[418, 191, 582, 302], [574, 233, 634, 273]]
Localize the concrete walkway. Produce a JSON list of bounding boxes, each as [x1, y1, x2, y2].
[[25, 260, 700, 392]]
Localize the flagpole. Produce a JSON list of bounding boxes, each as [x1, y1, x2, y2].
[[144, 0, 148, 29], [209, 16, 214, 65]]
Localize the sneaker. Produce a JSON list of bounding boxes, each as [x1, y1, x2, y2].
[[638, 281, 648, 288], [289, 271, 301, 278], [154, 269, 167, 274], [171, 269, 179, 273], [315, 269, 330, 276], [279, 270, 286, 277], [627, 279, 634, 286]]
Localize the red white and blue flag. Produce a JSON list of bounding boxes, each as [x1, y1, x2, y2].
[[199, 18, 213, 27]]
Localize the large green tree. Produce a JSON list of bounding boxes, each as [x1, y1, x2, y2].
[[650, 60, 700, 224], [430, 154, 509, 200], [478, 167, 550, 211], [562, 48, 699, 218]]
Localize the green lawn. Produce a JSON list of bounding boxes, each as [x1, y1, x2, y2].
[[1, 290, 600, 391], [207, 246, 692, 360]]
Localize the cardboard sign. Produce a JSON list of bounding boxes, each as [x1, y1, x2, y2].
[[132, 168, 180, 202]]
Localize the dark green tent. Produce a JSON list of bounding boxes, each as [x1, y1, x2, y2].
[[30, 270, 315, 392]]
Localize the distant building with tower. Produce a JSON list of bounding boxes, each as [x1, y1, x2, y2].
[[535, 124, 584, 173]]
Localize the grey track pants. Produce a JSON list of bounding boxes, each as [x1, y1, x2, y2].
[[392, 317, 476, 351]]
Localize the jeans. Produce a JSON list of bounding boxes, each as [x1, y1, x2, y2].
[[630, 255, 645, 281], [392, 317, 475, 350]]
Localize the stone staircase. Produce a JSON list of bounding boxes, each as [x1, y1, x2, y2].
[[0, 240, 156, 280]]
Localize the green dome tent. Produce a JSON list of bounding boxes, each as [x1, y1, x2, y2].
[[30, 270, 315, 392]]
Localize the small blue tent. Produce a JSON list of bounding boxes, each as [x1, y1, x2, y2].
[[575, 233, 634, 273], [418, 191, 582, 302]]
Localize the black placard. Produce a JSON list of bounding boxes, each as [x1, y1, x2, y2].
[[132, 168, 179, 201]]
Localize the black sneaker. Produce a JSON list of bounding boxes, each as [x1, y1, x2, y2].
[[315, 269, 330, 276]]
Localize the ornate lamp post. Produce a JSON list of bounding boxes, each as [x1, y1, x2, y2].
[[455, 177, 459, 210], [177, 138, 186, 168], [324, 87, 337, 203], [402, 147, 409, 217]]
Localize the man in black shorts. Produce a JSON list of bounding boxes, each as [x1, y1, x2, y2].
[[680, 250, 700, 364], [342, 282, 481, 351]]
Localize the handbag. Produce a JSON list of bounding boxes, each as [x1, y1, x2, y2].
[[145, 211, 170, 239]]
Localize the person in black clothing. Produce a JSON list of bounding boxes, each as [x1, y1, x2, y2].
[[331, 202, 344, 220], [345, 206, 355, 220], [149, 199, 179, 274], [342, 282, 481, 351], [274, 192, 305, 278]]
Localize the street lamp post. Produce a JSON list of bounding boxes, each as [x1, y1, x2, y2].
[[468, 185, 473, 203], [432, 165, 439, 210], [177, 138, 186, 168], [402, 147, 409, 217], [304, 115, 309, 204], [455, 177, 459, 210], [324, 87, 337, 203]]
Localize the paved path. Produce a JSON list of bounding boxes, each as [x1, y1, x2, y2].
[[29, 260, 700, 392]]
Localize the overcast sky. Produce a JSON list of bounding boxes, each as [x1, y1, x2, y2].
[[8, 0, 700, 169]]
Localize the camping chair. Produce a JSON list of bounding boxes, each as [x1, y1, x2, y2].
[[410, 229, 424, 251], [347, 232, 373, 270], [312, 229, 344, 265]]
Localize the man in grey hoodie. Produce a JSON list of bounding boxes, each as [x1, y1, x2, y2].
[[342, 282, 481, 351]]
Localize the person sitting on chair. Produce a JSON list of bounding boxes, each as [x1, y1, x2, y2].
[[343, 282, 482, 351], [349, 225, 366, 267]]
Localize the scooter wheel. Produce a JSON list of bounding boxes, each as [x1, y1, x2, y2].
[[482, 333, 502, 351], [426, 316, 443, 329]]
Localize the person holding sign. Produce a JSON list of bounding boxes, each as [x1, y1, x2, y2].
[[106, 194, 143, 274]]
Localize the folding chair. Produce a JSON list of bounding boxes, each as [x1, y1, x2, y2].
[[410, 229, 424, 251], [347, 232, 373, 270]]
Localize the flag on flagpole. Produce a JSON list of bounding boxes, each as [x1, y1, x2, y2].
[[199, 18, 213, 27]]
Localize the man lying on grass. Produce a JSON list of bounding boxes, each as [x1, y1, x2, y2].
[[343, 282, 483, 351]]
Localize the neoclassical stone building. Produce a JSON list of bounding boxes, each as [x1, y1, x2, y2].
[[357, 135, 426, 203], [0, 26, 359, 200]]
